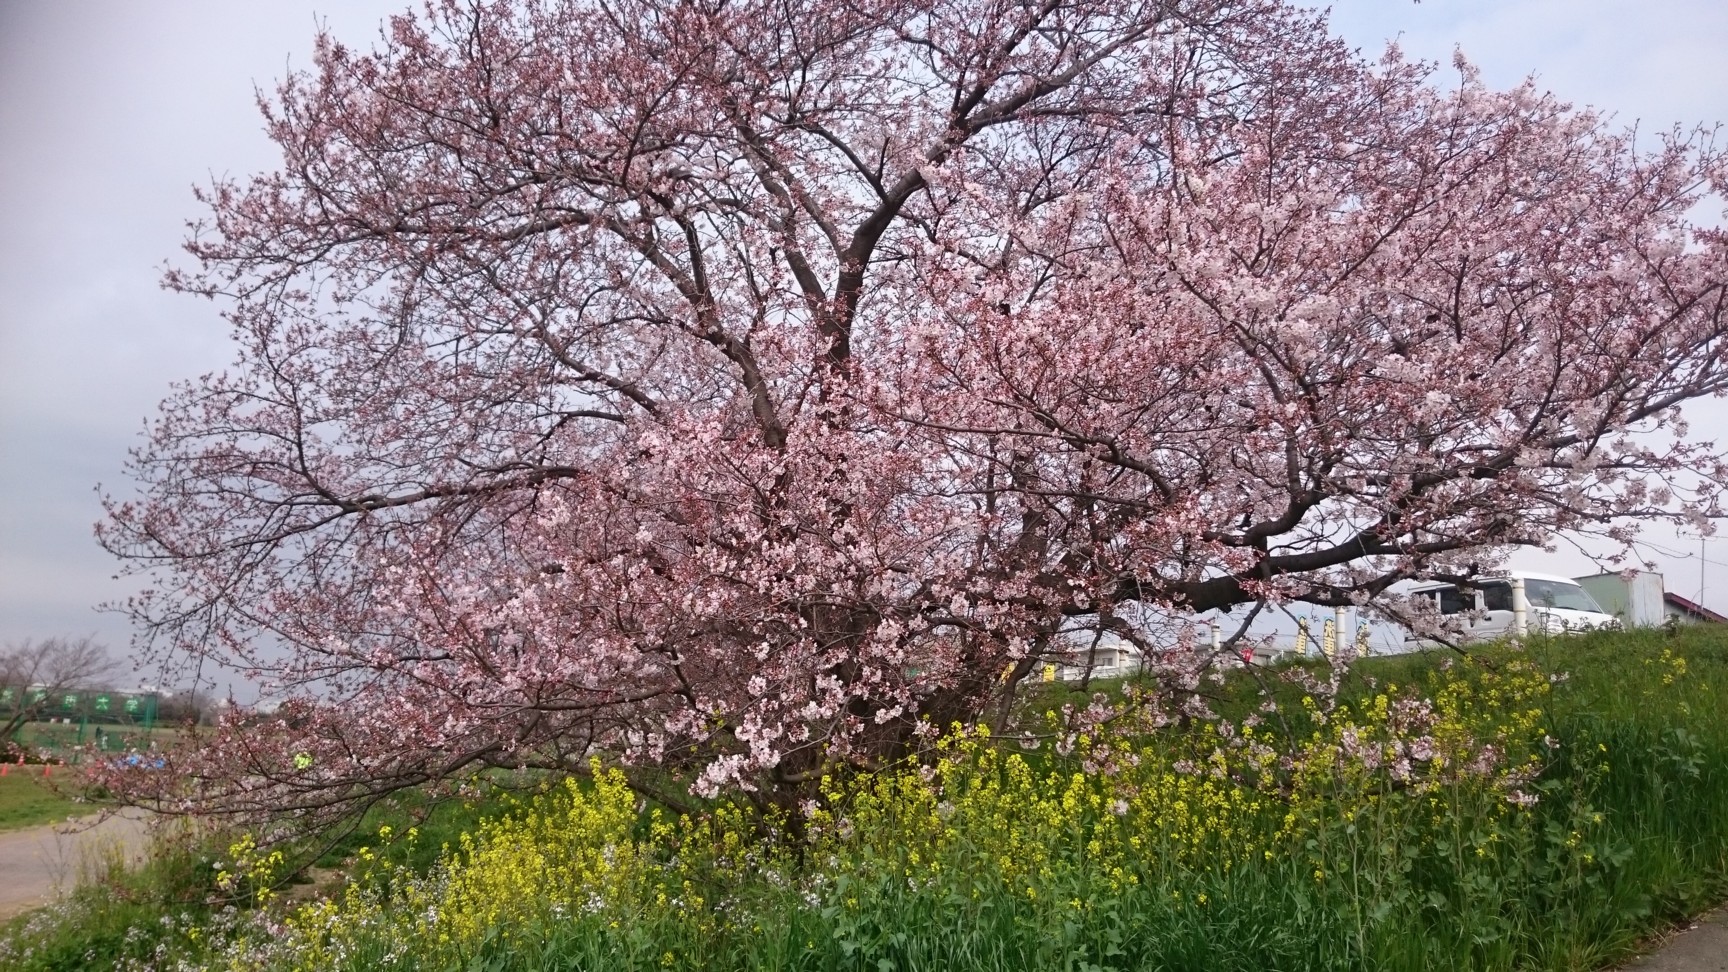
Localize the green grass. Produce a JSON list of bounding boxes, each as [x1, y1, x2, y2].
[[300, 776, 522, 878], [0, 771, 102, 832], [557, 632, 1723, 971], [5, 626, 1728, 971], [389, 628, 1728, 972], [0, 820, 232, 972], [9, 720, 187, 755], [0, 778, 528, 971]]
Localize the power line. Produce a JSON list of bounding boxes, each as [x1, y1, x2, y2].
[[1635, 536, 1718, 608], [1631, 540, 1728, 570]]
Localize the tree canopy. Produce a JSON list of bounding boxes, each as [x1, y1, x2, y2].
[[101, 0, 1728, 823]]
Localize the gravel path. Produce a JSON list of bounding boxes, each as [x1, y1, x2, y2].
[[0, 807, 153, 921]]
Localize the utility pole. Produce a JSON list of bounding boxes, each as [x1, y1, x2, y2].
[[1701, 535, 1708, 609]]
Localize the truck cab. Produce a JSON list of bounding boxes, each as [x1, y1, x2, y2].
[[1402, 571, 1618, 648]]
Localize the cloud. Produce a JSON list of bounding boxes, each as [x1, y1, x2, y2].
[[0, 1, 404, 652], [1325, 0, 1728, 130]]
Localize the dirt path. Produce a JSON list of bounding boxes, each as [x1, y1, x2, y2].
[[0, 807, 153, 921]]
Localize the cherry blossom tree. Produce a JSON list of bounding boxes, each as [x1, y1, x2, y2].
[[99, 0, 1728, 825]]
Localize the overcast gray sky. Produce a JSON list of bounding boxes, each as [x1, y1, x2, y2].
[[2, 1, 1726, 672]]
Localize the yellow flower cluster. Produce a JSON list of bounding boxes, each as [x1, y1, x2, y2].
[[797, 724, 1277, 904], [1646, 647, 1689, 687], [200, 657, 1575, 971], [217, 833, 287, 906]]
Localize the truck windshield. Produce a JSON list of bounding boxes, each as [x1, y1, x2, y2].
[[1524, 579, 1603, 613]]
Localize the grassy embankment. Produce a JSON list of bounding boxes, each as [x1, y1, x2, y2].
[[0, 768, 102, 832], [2, 625, 1727, 971]]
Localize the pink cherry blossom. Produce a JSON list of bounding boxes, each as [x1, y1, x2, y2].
[[93, 0, 1728, 829]]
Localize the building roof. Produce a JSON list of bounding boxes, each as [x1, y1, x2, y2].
[[1663, 592, 1728, 624]]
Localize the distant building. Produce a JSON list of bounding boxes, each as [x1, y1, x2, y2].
[[1662, 592, 1728, 624], [1046, 633, 1144, 682]]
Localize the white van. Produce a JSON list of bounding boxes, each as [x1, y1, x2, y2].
[[1402, 570, 1619, 648]]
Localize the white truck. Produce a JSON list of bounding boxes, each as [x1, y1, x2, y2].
[[1402, 570, 1619, 649]]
